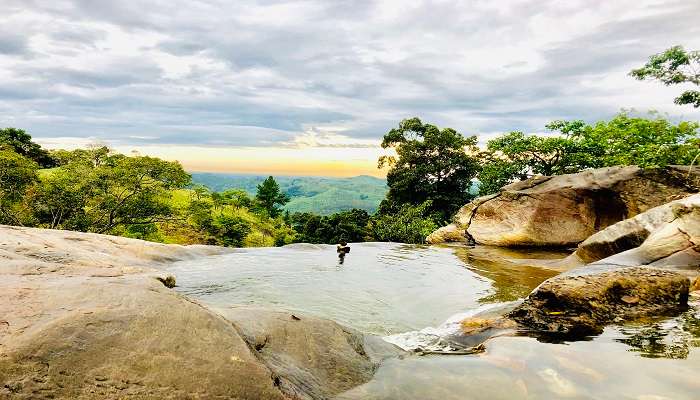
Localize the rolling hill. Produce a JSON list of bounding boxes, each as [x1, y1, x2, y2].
[[191, 173, 388, 215]]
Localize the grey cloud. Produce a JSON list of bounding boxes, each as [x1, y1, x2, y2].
[[0, 34, 28, 55], [32, 62, 164, 89], [0, 0, 699, 150], [49, 26, 108, 48]]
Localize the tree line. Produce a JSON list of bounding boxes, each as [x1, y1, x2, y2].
[[5, 108, 693, 246]]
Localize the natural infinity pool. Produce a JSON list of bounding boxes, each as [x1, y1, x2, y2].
[[168, 242, 700, 399]]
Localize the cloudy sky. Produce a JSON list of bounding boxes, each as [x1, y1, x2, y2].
[[1, 0, 699, 176]]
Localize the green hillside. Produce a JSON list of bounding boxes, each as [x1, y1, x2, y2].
[[191, 173, 388, 215]]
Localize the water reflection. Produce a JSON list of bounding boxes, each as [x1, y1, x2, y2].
[[451, 245, 567, 303], [167, 243, 495, 335], [615, 308, 700, 359], [338, 330, 700, 400]]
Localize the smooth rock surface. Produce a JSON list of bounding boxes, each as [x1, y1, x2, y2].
[[505, 195, 700, 338], [428, 166, 700, 247], [569, 193, 700, 266], [221, 307, 401, 400], [425, 223, 467, 244], [0, 225, 389, 400]]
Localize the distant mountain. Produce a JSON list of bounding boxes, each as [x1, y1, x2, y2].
[[191, 173, 388, 215]]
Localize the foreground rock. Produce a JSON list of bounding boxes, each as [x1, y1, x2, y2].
[[428, 165, 700, 247], [221, 307, 400, 400], [0, 225, 391, 399], [509, 267, 691, 336]]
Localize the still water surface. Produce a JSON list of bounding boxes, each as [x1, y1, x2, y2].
[[168, 242, 700, 400]]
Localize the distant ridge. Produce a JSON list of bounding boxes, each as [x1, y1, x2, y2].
[[191, 172, 387, 215]]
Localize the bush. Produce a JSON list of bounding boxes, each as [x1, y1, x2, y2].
[[367, 201, 438, 244]]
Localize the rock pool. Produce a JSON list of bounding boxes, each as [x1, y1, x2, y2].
[[168, 243, 700, 400]]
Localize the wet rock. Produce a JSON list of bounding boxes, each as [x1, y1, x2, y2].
[[509, 267, 691, 336], [427, 166, 700, 247], [439, 303, 522, 350], [221, 307, 401, 400]]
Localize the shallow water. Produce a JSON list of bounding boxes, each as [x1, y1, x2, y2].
[[169, 242, 560, 335], [168, 242, 700, 399]]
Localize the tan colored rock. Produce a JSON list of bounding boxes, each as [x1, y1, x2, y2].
[[563, 194, 700, 274], [425, 195, 496, 244], [569, 193, 700, 264], [221, 307, 400, 400], [0, 276, 286, 400], [426, 223, 467, 244], [0, 225, 391, 400], [460, 317, 516, 335], [427, 166, 700, 247], [509, 267, 691, 336], [504, 195, 700, 337]]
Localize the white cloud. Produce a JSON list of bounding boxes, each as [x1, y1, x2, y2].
[[0, 0, 698, 152]]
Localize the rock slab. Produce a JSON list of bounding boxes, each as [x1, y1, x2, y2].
[[221, 307, 400, 400]]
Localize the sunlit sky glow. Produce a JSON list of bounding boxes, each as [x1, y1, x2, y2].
[[2, 0, 699, 176]]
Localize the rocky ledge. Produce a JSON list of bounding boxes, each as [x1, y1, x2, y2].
[[0, 225, 397, 400], [428, 165, 700, 247]]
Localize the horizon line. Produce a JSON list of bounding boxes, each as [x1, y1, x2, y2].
[[187, 170, 386, 179]]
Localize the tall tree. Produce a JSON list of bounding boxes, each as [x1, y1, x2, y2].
[[0, 128, 55, 167], [631, 46, 700, 108], [578, 112, 699, 168], [255, 176, 289, 217], [33, 148, 192, 233], [478, 112, 699, 195], [30, 166, 88, 230], [84, 154, 191, 233], [478, 122, 603, 194], [378, 117, 480, 220], [0, 148, 38, 225]]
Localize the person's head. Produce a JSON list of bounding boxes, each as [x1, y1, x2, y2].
[[340, 241, 347, 246]]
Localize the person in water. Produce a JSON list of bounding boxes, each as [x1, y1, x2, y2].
[[337, 241, 351, 254], [337, 241, 350, 264]]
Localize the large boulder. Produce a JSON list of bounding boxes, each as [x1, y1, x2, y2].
[[0, 276, 286, 400], [568, 193, 700, 267], [0, 226, 390, 400], [508, 267, 690, 336], [221, 307, 400, 400], [425, 223, 468, 244], [427, 165, 700, 247]]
